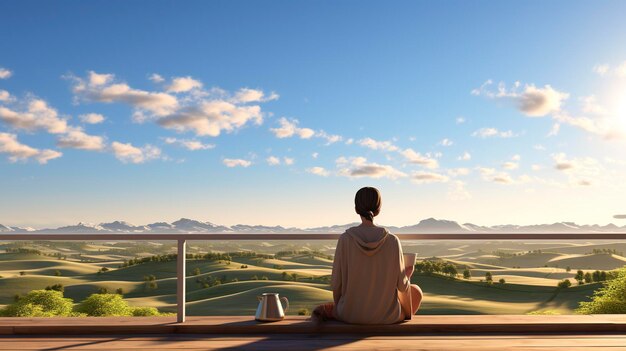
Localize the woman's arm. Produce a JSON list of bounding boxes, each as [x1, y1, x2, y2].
[[331, 235, 344, 305]]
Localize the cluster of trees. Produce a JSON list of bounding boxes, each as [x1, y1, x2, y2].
[[1, 290, 170, 317], [143, 275, 158, 290], [574, 270, 617, 284], [414, 260, 458, 277], [588, 248, 623, 256], [274, 250, 333, 260], [577, 268, 626, 314]]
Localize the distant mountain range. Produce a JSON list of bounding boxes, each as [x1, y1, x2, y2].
[[1, 218, 626, 234]]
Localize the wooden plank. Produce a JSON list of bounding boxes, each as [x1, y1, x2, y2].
[[0, 315, 625, 335], [1, 335, 626, 350]]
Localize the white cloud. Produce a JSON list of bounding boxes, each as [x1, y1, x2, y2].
[[163, 137, 214, 151], [70, 71, 179, 116], [0, 90, 11, 102], [531, 164, 542, 171], [149, 73, 165, 83], [307, 166, 330, 177], [166, 76, 203, 93], [57, 128, 105, 151], [440, 138, 453, 146], [472, 127, 515, 138], [158, 99, 264, 137], [266, 156, 281, 166], [316, 130, 342, 144], [111, 141, 161, 164], [399, 148, 439, 169], [0, 99, 68, 134], [312, 152, 319, 159], [411, 171, 449, 184], [593, 64, 610, 76], [447, 167, 470, 177], [472, 80, 569, 117], [283, 157, 294, 165], [0, 68, 13, 79], [270, 117, 315, 139], [551, 153, 602, 186], [223, 158, 251, 168], [533, 144, 546, 151], [232, 88, 279, 103], [502, 161, 519, 170], [457, 151, 471, 161], [337, 156, 407, 179], [0, 132, 62, 164], [477, 167, 515, 184], [357, 138, 398, 152], [456, 116, 466, 124], [579, 95, 606, 115], [345, 138, 354, 145], [79, 113, 105, 124]]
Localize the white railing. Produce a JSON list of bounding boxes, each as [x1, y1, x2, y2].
[[1, 232, 626, 322]]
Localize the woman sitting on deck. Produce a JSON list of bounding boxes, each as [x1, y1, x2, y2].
[[312, 186, 423, 324]]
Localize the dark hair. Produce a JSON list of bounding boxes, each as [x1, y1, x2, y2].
[[354, 187, 382, 222]]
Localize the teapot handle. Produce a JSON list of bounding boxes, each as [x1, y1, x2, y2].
[[280, 296, 289, 313]]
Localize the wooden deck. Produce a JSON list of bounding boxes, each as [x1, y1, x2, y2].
[[1, 316, 625, 350]]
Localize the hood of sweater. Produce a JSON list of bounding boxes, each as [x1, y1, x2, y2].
[[345, 225, 389, 257]]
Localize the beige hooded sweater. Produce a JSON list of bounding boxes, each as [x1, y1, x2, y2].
[[331, 225, 411, 324]]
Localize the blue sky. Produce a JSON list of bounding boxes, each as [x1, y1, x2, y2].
[[2, 0, 626, 228]]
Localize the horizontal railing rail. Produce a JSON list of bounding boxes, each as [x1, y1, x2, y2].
[[3, 233, 626, 240], [2, 232, 626, 322]]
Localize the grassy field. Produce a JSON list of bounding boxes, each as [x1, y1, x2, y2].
[[0, 239, 624, 315]]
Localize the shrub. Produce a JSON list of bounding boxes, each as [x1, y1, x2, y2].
[[297, 308, 310, 316], [192, 267, 201, 276], [54, 270, 62, 276], [485, 272, 493, 283], [463, 269, 471, 279], [498, 278, 506, 284], [131, 306, 161, 316], [77, 293, 132, 316], [116, 288, 124, 295], [45, 284, 64, 292], [1, 290, 74, 317], [557, 279, 572, 288], [577, 268, 626, 314]]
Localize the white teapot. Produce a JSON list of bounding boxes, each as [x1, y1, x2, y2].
[[255, 293, 289, 322]]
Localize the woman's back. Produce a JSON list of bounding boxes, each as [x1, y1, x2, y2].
[[331, 225, 409, 325]]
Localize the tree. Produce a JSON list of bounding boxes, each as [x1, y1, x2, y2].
[[1, 290, 74, 317], [463, 269, 471, 279], [584, 272, 593, 283], [54, 270, 62, 276], [115, 288, 124, 295], [593, 270, 601, 282], [192, 267, 201, 276], [499, 278, 506, 284], [485, 272, 493, 283], [575, 270, 584, 282], [77, 293, 132, 316], [566, 266, 571, 272], [600, 271, 607, 281], [558, 279, 572, 288], [577, 268, 626, 314]]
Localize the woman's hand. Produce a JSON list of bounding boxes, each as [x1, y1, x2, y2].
[[405, 265, 414, 279]]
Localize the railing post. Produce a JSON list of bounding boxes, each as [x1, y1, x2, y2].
[[177, 239, 186, 323]]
